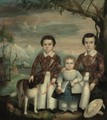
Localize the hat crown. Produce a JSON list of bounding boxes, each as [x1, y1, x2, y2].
[[87, 103, 97, 112]]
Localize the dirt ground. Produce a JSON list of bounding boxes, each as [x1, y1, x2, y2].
[[0, 95, 107, 120]]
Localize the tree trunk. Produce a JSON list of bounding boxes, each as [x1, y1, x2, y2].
[[103, 0, 107, 76], [96, 24, 105, 55], [96, 0, 107, 76], [104, 15, 107, 75]]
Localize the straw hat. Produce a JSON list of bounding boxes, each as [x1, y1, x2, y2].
[[84, 99, 104, 118]]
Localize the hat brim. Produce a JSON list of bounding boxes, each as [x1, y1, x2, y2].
[[84, 99, 103, 118]]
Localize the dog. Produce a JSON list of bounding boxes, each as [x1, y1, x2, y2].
[[10, 79, 38, 115]]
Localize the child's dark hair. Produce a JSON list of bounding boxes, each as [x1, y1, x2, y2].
[[40, 35, 56, 46], [82, 33, 97, 45], [64, 55, 76, 64]]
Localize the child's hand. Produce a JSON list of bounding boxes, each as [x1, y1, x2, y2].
[[73, 79, 78, 84], [84, 72, 90, 81], [51, 78, 56, 84], [61, 67, 66, 72], [89, 83, 96, 91], [57, 86, 61, 91], [57, 86, 62, 94], [71, 81, 75, 87]]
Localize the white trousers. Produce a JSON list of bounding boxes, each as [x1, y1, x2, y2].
[[37, 72, 57, 109], [79, 82, 90, 110]]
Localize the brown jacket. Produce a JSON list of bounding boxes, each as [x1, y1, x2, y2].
[[30, 52, 61, 84], [74, 52, 104, 84]]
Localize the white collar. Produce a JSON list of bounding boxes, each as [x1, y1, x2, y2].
[[43, 51, 55, 57], [84, 50, 97, 57]]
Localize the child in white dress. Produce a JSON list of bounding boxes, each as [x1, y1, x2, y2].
[[53, 56, 83, 113]]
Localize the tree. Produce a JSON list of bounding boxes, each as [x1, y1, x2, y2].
[[18, 0, 107, 75], [0, 26, 14, 81], [18, 0, 52, 10], [51, 0, 107, 76]]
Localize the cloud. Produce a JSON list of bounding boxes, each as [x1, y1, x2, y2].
[[0, 8, 98, 55]]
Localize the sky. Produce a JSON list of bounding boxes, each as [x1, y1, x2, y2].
[[0, 0, 104, 56], [0, 0, 20, 4]]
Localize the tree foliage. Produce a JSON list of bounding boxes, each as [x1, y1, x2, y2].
[[0, 26, 14, 81], [18, 0, 105, 38], [18, 0, 52, 10], [0, 26, 14, 58], [18, 0, 104, 24], [0, 26, 14, 44]]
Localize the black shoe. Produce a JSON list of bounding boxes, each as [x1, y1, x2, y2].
[[38, 109, 44, 112], [57, 110, 66, 114], [47, 109, 56, 113]]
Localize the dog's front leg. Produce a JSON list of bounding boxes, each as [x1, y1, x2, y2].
[[34, 97, 38, 113], [24, 96, 28, 115], [18, 94, 22, 108]]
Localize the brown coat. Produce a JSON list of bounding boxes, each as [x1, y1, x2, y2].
[[74, 52, 104, 84], [30, 52, 61, 84]]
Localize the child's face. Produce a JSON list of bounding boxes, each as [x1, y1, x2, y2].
[[84, 37, 95, 52], [65, 59, 75, 70], [42, 39, 54, 53]]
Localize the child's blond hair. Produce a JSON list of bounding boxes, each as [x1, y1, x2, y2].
[[63, 55, 76, 64]]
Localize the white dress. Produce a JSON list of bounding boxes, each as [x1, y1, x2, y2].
[[57, 69, 83, 112]]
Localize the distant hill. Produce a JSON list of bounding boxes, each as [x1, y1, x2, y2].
[[5, 43, 29, 60]]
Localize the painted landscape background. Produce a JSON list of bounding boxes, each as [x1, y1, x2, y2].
[[0, 1, 107, 120], [0, 0, 100, 95]]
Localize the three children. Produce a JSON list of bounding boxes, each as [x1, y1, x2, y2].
[[29, 33, 104, 113]]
